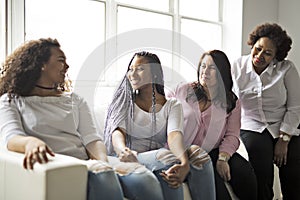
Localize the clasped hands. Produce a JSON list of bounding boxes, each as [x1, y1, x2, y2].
[[118, 147, 138, 162], [118, 147, 189, 188], [160, 163, 190, 189]]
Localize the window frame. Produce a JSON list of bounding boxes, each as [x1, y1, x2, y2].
[[3, 0, 242, 84]]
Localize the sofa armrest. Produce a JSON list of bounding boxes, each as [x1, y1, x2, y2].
[[0, 147, 88, 200]]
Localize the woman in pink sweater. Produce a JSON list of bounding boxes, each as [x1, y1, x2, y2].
[[168, 50, 257, 200]]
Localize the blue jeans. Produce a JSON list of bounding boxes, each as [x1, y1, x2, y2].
[[87, 170, 123, 200], [137, 147, 216, 200], [108, 156, 164, 200], [118, 168, 164, 200]]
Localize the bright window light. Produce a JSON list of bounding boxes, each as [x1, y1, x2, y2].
[[25, 0, 105, 81], [117, 0, 169, 12], [113, 6, 173, 82], [180, 0, 219, 21]]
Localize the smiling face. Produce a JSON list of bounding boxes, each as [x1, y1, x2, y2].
[[199, 55, 218, 88], [39, 47, 69, 86], [127, 56, 152, 90], [251, 37, 277, 74]]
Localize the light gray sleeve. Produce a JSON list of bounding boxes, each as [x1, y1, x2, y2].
[[75, 94, 102, 145], [0, 96, 26, 148]]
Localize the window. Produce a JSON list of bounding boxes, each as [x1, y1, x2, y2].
[[3, 0, 243, 107], [0, 0, 6, 64], [113, 6, 173, 82], [117, 0, 169, 12], [181, 19, 222, 51], [180, 0, 219, 21], [25, 0, 105, 80]]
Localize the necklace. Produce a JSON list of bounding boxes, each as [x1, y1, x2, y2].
[[35, 85, 56, 90]]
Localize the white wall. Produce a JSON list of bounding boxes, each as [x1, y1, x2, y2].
[[241, 0, 279, 55], [241, 0, 300, 71], [278, 0, 300, 70]]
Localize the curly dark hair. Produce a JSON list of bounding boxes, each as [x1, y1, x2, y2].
[[0, 38, 68, 100], [189, 50, 237, 113], [247, 23, 292, 61]]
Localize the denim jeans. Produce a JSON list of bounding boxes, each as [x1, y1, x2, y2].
[[108, 156, 164, 200], [137, 148, 216, 200], [118, 168, 164, 200], [87, 170, 123, 200]]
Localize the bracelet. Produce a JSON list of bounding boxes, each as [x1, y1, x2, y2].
[[218, 154, 229, 162]]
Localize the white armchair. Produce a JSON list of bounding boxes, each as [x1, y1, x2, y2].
[[0, 147, 88, 200]]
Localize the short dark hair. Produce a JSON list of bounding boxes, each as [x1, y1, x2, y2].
[[247, 23, 292, 61]]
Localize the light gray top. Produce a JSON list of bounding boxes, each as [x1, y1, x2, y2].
[[0, 93, 102, 160], [119, 98, 184, 153]]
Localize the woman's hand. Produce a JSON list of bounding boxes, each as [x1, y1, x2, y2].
[[118, 147, 138, 162], [216, 160, 231, 181], [160, 163, 190, 188], [23, 137, 55, 170], [274, 139, 289, 167]]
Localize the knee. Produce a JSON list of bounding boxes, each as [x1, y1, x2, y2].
[[114, 162, 147, 176], [156, 148, 179, 166], [87, 160, 113, 173], [187, 145, 211, 168]]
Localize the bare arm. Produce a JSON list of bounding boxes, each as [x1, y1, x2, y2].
[[86, 140, 108, 162], [167, 131, 189, 166], [112, 128, 138, 162], [7, 135, 55, 170], [161, 131, 190, 188], [112, 128, 127, 155]]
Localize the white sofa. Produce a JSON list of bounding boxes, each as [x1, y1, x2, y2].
[[0, 147, 88, 200], [0, 141, 283, 200]]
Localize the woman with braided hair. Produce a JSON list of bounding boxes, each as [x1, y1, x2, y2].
[[104, 51, 216, 200]]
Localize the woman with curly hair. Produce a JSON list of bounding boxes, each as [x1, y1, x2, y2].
[[0, 38, 132, 200], [232, 23, 300, 199]]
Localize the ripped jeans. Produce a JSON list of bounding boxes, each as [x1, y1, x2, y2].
[[87, 170, 124, 200], [137, 145, 216, 200], [108, 156, 164, 200]]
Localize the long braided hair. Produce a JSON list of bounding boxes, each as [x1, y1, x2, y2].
[[104, 51, 165, 154]]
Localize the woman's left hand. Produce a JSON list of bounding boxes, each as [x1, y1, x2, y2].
[[160, 163, 190, 188], [274, 139, 289, 167], [216, 160, 231, 181]]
